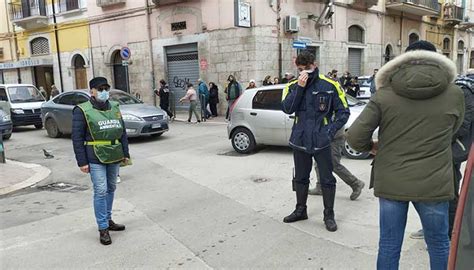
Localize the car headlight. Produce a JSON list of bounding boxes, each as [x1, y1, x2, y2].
[[122, 114, 143, 122], [11, 109, 24, 114], [2, 114, 11, 121]]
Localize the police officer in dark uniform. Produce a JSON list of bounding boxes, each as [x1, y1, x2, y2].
[[281, 52, 350, 232]]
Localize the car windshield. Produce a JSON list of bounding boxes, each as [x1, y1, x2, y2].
[[358, 78, 370, 87], [110, 91, 142, 105], [346, 95, 366, 107], [7, 86, 45, 103]]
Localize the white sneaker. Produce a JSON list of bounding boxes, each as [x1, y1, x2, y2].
[[117, 176, 121, 183], [410, 229, 424, 239]]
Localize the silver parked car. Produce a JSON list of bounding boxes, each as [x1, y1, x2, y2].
[[41, 90, 169, 138], [227, 84, 376, 159]]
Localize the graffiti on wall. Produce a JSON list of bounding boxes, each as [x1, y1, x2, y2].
[[173, 76, 190, 90]]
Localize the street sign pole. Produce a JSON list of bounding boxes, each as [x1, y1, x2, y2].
[[120, 47, 131, 93]]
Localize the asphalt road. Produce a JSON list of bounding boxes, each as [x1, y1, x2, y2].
[[0, 122, 430, 269]]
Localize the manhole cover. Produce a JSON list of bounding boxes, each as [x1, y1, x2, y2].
[[252, 177, 269, 183], [38, 182, 88, 193]]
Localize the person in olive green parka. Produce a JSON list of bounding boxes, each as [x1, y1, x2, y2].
[[347, 41, 465, 269]]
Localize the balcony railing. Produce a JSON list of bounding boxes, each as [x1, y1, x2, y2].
[[443, 4, 464, 22], [386, 0, 441, 16], [9, 0, 47, 21], [57, 0, 83, 13]]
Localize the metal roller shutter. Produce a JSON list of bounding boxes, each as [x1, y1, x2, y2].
[[166, 43, 199, 110], [348, 48, 362, 76]]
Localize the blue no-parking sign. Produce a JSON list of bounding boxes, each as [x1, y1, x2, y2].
[[120, 47, 131, 60]]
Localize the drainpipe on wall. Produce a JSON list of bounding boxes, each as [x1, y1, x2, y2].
[[145, 0, 157, 106], [277, 0, 282, 79], [51, 0, 64, 92]]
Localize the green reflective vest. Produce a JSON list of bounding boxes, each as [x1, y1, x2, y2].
[[78, 101, 124, 164]]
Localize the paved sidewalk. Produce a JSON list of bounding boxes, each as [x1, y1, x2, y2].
[[0, 160, 51, 196], [173, 111, 227, 125]]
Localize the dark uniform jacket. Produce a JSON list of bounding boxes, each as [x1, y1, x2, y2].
[[281, 70, 350, 154]]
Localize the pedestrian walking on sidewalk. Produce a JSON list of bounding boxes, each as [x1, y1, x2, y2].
[[347, 40, 465, 269], [180, 83, 201, 123], [156, 79, 173, 118], [72, 77, 129, 246], [281, 51, 350, 232], [224, 75, 242, 120], [209, 82, 219, 117], [198, 79, 211, 119], [309, 128, 365, 200]]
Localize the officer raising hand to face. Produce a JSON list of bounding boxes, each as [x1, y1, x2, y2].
[[281, 52, 350, 232]]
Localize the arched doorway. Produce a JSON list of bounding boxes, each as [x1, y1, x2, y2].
[[385, 45, 393, 63], [409, 33, 419, 46], [112, 51, 128, 92], [73, 55, 87, 89]]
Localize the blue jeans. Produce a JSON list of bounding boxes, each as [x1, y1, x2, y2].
[[89, 163, 120, 230], [377, 198, 450, 270]]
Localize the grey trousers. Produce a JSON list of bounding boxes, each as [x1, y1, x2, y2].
[[188, 100, 200, 121], [315, 134, 359, 187]]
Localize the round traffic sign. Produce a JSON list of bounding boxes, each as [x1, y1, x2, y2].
[[120, 47, 131, 60]]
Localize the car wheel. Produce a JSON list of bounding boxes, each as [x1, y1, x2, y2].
[[35, 124, 43, 129], [342, 139, 371, 159], [231, 127, 256, 154], [45, 118, 62, 138], [2, 133, 11, 140]]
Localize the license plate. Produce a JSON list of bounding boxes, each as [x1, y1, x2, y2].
[[152, 123, 161, 129]]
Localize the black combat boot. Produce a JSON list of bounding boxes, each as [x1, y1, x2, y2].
[[99, 229, 112, 245], [108, 220, 126, 231], [283, 183, 309, 223], [322, 186, 338, 232]]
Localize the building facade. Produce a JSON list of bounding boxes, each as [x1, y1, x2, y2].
[[1, 0, 473, 113]]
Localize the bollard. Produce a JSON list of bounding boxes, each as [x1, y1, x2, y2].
[[0, 135, 5, 163]]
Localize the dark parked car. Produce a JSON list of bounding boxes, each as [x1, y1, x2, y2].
[[41, 90, 169, 138], [0, 108, 12, 140]]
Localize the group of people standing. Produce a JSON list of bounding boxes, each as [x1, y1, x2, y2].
[[325, 69, 378, 98], [282, 40, 472, 270]]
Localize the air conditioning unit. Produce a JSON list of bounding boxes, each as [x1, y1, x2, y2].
[[285, 16, 300, 33]]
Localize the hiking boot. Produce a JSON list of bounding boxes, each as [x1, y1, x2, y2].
[[108, 220, 126, 231], [283, 182, 309, 223], [99, 229, 112, 245], [308, 183, 322, 196], [350, 180, 365, 201], [322, 186, 338, 232]]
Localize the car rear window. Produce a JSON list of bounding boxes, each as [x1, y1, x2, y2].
[[252, 89, 283, 111]]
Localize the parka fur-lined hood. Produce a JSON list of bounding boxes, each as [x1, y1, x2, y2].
[[375, 50, 458, 100]]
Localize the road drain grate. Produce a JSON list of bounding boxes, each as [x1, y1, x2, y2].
[[38, 182, 88, 192]]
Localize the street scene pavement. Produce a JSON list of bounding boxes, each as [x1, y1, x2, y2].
[[1, 120, 431, 269]]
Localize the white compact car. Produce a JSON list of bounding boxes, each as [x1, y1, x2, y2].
[[227, 84, 376, 159]]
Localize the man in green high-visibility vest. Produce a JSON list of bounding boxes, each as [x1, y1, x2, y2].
[[72, 77, 130, 245]]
